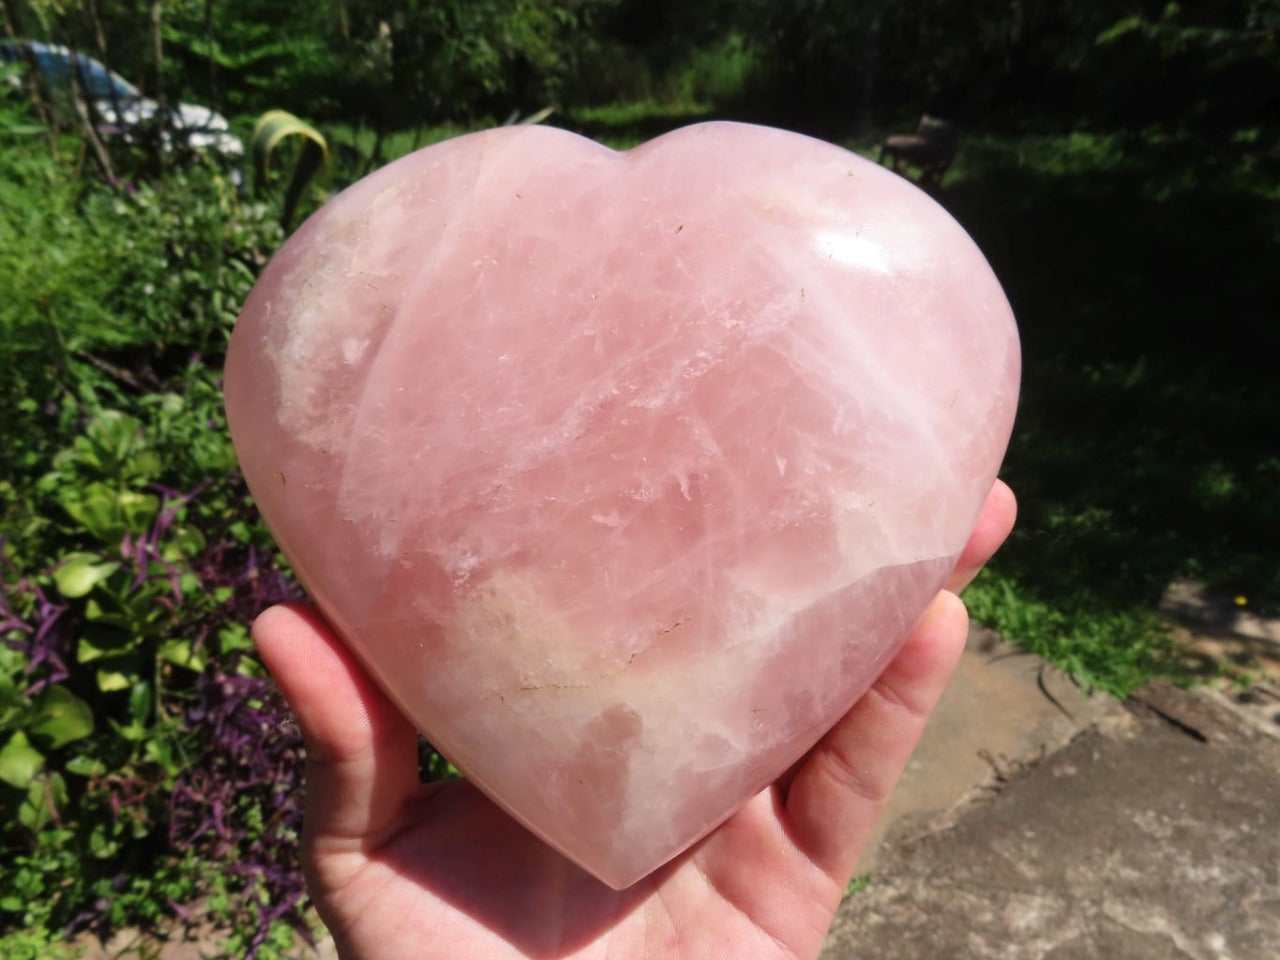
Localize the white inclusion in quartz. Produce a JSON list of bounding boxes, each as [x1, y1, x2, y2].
[[342, 336, 369, 364], [812, 229, 892, 275]]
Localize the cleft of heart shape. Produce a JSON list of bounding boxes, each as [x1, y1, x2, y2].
[[224, 121, 1020, 889]]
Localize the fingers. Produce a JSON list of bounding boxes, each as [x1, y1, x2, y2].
[[252, 604, 421, 848], [947, 478, 1017, 593], [781, 590, 969, 887]]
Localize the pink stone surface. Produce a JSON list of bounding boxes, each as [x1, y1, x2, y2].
[[224, 121, 1020, 889]]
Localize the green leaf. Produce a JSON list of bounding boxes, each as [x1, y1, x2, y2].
[[89, 822, 122, 859], [0, 732, 45, 788], [61, 482, 159, 541], [252, 109, 329, 230], [0, 670, 24, 729], [84, 596, 128, 627], [158, 638, 206, 673], [109, 718, 148, 742], [143, 737, 174, 772], [29, 686, 94, 747], [53, 552, 120, 598], [118, 490, 160, 533], [217, 623, 254, 655], [77, 625, 136, 663], [162, 523, 207, 561], [19, 773, 67, 831], [59, 482, 121, 540], [132, 450, 164, 480], [1096, 15, 1145, 45], [516, 106, 555, 125], [96, 669, 132, 693], [84, 409, 145, 464], [64, 754, 107, 777], [127, 682, 153, 727]]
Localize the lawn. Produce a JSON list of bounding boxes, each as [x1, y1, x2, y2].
[[946, 131, 1280, 693]]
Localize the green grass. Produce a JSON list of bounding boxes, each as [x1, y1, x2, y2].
[[325, 120, 475, 161], [844, 873, 872, 898], [567, 100, 714, 148]]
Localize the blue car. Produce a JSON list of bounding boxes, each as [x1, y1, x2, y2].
[[2, 40, 243, 157]]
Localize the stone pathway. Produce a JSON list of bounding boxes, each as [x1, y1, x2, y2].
[[822, 713, 1280, 960], [1159, 577, 1280, 738], [822, 581, 1280, 960], [853, 625, 1122, 874]]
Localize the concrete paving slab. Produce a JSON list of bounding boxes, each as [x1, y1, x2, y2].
[[858, 624, 1123, 871], [822, 713, 1280, 960]]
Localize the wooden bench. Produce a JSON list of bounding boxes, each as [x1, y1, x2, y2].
[[879, 115, 959, 191]]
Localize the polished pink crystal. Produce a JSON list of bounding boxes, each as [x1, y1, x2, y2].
[[224, 121, 1019, 888]]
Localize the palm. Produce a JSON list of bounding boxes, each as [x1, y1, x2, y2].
[[309, 781, 833, 959], [256, 482, 1015, 960]]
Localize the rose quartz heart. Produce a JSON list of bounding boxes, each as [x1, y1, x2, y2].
[[224, 121, 1019, 888]]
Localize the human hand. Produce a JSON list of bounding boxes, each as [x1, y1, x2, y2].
[[253, 480, 1016, 959]]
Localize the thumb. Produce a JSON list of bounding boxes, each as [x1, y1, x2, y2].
[[252, 604, 421, 853], [781, 590, 969, 887]]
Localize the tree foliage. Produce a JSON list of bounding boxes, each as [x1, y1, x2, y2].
[[5, 0, 1276, 138]]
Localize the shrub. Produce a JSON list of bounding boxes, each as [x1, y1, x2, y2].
[[0, 89, 309, 956]]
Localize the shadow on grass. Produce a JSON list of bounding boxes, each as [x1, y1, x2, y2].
[[542, 118, 1278, 692], [942, 134, 1280, 691]]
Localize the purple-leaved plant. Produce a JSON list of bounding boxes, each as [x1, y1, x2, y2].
[[2, 476, 315, 957], [168, 505, 310, 957], [0, 565, 73, 696]]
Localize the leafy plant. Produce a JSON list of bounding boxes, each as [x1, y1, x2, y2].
[[252, 108, 329, 230], [1, 87, 306, 955]]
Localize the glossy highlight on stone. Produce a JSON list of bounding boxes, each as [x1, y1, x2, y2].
[[224, 121, 1020, 889]]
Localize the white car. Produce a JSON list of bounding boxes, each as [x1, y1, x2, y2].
[[2, 40, 243, 158]]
